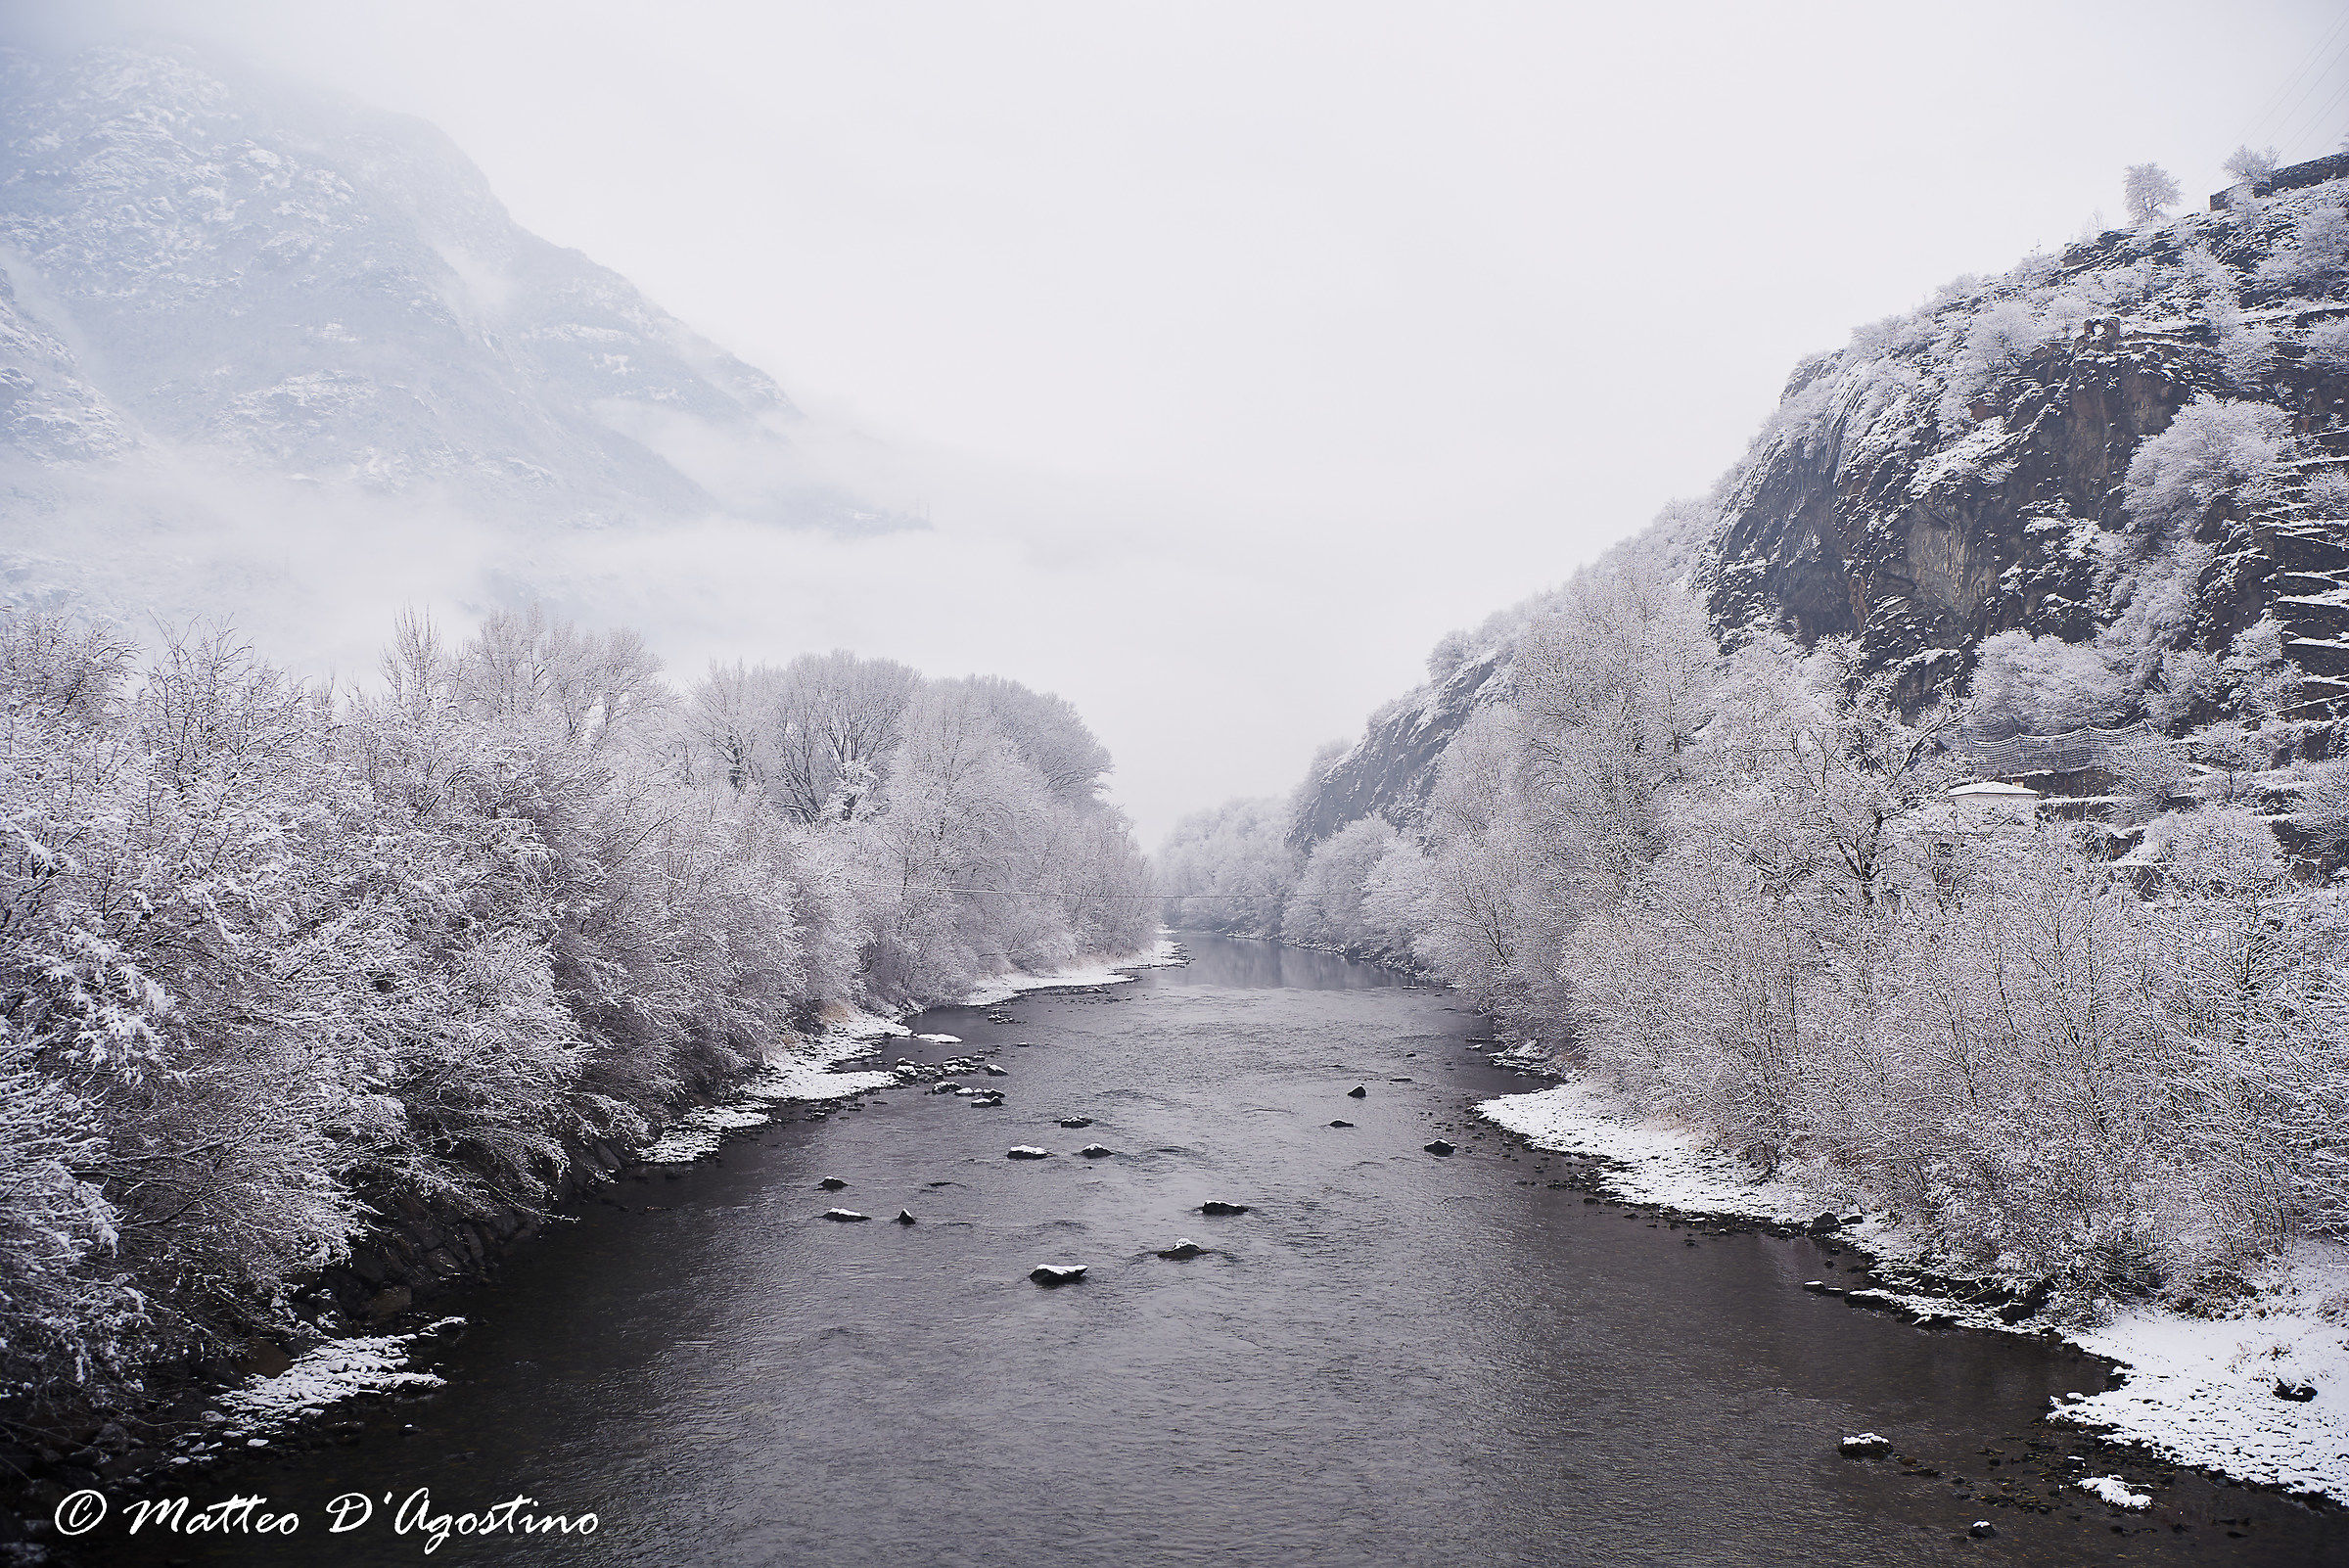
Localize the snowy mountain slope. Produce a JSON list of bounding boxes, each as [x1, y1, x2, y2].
[[1289, 158, 2349, 846], [1700, 156, 2349, 715], [0, 39, 872, 534]]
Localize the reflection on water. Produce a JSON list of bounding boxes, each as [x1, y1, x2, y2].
[[1165, 931, 1409, 991], [107, 937, 2344, 1567]]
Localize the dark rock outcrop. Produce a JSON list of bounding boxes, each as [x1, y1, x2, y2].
[[1288, 649, 1509, 848]]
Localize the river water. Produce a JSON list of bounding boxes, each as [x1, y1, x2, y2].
[[102, 937, 2342, 1565]]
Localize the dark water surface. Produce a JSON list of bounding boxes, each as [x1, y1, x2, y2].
[[103, 938, 2342, 1566]]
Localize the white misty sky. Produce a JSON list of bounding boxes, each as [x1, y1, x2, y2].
[[25, 0, 2349, 842]]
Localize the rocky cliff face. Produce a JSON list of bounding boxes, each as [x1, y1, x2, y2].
[[1291, 161, 2349, 845], [1286, 646, 1509, 847], [1702, 171, 2349, 714]]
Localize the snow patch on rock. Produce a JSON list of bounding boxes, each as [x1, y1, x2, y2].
[[214, 1318, 460, 1439], [2076, 1475, 2153, 1510]]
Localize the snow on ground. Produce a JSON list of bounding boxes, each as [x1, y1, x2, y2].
[[1479, 1077, 2349, 1502], [213, 1318, 462, 1440], [641, 949, 1185, 1163], [2058, 1251, 2349, 1501], [1478, 1080, 1815, 1222], [959, 963, 1133, 1007], [2077, 1475, 2153, 1509], [636, 1008, 902, 1164], [957, 939, 1186, 1007]]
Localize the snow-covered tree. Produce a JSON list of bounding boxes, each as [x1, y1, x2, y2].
[[2222, 144, 2280, 188], [2124, 162, 2181, 224]]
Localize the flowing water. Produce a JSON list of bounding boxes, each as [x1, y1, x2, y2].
[[98, 937, 2343, 1565]]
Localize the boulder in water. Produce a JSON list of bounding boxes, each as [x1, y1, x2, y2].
[[1424, 1139, 1455, 1156], [1057, 1116, 1093, 1129], [1346, 1085, 1367, 1098], [1030, 1265, 1086, 1286], [1839, 1433, 1892, 1457], [1157, 1239, 1204, 1260], [894, 1210, 917, 1225], [817, 1176, 848, 1190], [983, 1064, 1009, 1077], [1968, 1522, 1996, 1540], [1328, 1119, 1355, 1128], [1007, 1146, 1051, 1160], [821, 1209, 870, 1222], [1199, 1200, 1250, 1216], [1078, 1143, 1114, 1158]]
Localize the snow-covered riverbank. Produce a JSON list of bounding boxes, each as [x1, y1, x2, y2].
[[1480, 1079, 2349, 1505], [640, 940, 1189, 1164]]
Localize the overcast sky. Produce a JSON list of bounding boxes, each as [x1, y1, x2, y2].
[[23, 0, 2349, 842]]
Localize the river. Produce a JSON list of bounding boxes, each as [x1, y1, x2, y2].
[[100, 936, 2343, 1565]]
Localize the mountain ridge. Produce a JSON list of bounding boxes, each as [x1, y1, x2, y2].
[[0, 37, 894, 629]]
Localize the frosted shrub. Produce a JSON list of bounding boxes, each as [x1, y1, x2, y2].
[[1967, 631, 2129, 735], [2296, 758, 2349, 853], [2303, 321, 2349, 378], [2120, 395, 2296, 541], [1282, 818, 1402, 954], [2256, 197, 2349, 293]]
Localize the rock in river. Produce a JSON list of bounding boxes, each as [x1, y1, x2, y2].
[[894, 1210, 917, 1225], [1328, 1119, 1355, 1128], [1200, 1201, 1250, 1216], [983, 1064, 1009, 1077], [1007, 1146, 1051, 1160], [821, 1209, 870, 1222], [1057, 1116, 1094, 1129], [1078, 1143, 1114, 1158], [1838, 1433, 1892, 1457], [1424, 1139, 1455, 1156], [817, 1176, 848, 1190], [1030, 1265, 1086, 1286], [1157, 1239, 1204, 1260], [1346, 1085, 1367, 1098]]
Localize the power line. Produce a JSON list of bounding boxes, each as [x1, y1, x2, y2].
[[2239, 11, 2349, 152], [2279, 69, 2349, 159]]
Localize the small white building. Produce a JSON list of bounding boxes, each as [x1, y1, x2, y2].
[[1946, 780, 2042, 829]]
